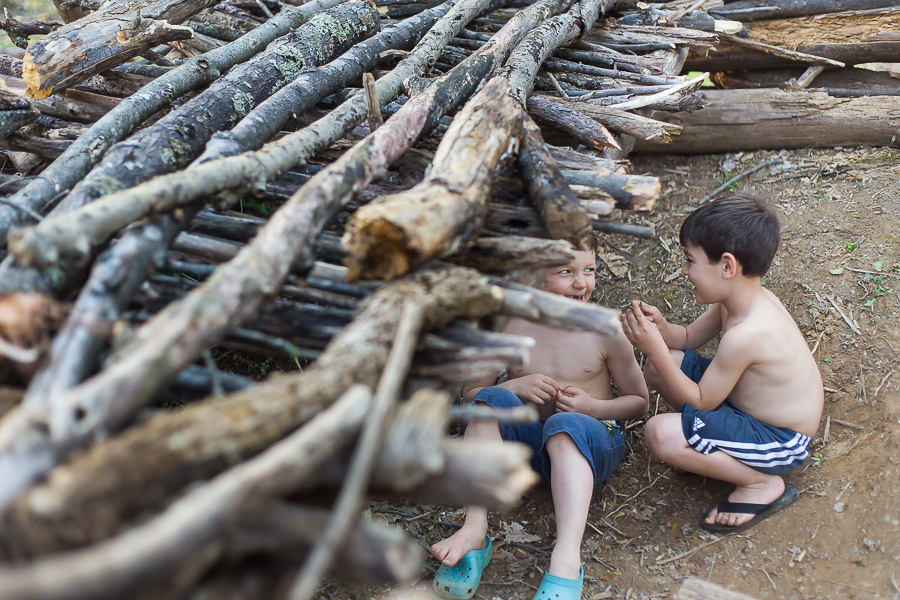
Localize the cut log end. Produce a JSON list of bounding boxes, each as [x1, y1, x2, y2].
[[21, 54, 51, 101], [342, 220, 413, 282]]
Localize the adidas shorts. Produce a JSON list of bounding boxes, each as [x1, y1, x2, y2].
[[679, 349, 811, 475]]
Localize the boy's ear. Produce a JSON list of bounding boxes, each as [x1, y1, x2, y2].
[[721, 252, 740, 280]]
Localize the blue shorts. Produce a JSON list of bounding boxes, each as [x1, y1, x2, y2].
[[473, 387, 625, 486], [679, 349, 811, 475]]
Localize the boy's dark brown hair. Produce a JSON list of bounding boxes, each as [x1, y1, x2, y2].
[[577, 231, 600, 254], [679, 194, 780, 277]]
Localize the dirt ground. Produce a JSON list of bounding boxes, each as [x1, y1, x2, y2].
[[319, 146, 900, 600]]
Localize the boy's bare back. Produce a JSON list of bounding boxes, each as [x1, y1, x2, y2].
[[715, 288, 823, 437]]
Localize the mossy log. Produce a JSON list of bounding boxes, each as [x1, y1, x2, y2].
[[0, 0, 345, 244], [41, 0, 379, 223]]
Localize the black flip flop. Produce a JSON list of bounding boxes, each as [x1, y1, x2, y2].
[[700, 483, 799, 534]]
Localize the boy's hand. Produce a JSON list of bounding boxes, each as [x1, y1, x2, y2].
[[622, 304, 668, 357], [632, 300, 666, 329], [507, 374, 559, 405], [555, 386, 593, 414]]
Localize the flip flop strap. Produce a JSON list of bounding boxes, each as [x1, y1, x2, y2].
[[716, 499, 768, 515]]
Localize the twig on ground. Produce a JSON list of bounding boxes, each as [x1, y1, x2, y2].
[[604, 475, 662, 520], [815, 578, 885, 596], [822, 414, 831, 444], [874, 371, 894, 399], [656, 535, 728, 566], [832, 419, 864, 431], [826, 295, 861, 335], [763, 568, 777, 590], [699, 159, 783, 204]]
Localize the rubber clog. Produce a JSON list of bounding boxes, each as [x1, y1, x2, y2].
[[432, 535, 493, 600], [533, 565, 584, 599], [701, 482, 799, 534]]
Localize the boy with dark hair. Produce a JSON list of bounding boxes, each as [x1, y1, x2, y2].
[[431, 238, 649, 600], [622, 194, 823, 533]]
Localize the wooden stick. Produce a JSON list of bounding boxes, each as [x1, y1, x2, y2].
[[699, 159, 783, 204], [363, 72, 384, 131], [287, 302, 424, 600], [721, 34, 845, 68]]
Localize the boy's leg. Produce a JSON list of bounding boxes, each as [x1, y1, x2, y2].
[[644, 414, 785, 527], [644, 349, 685, 410], [431, 387, 541, 566], [545, 432, 593, 580]]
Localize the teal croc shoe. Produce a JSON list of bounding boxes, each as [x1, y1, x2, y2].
[[533, 566, 584, 600], [432, 535, 493, 599]]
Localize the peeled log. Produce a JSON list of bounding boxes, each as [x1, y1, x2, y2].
[[343, 77, 525, 281], [633, 88, 900, 153]]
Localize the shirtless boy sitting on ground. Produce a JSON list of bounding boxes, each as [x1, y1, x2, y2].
[[622, 194, 824, 533], [431, 237, 649, 600]]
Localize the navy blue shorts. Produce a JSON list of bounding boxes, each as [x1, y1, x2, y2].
[[679, 349, 811, 475], [473, 387, 625, 486]]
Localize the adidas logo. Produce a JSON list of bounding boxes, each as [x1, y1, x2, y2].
[[693, 417, 706, 431]]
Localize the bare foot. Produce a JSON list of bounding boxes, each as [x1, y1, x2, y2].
[[705, 477, 785, 528], [431, 526, 487, 567]]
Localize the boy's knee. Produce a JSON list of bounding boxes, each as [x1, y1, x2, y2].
[[644, 359, 660, 389], [644, 415, 681, 459], [472, 386, 520, 409]]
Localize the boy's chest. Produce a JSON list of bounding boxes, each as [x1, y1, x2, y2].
[[508, 326, 607, 383]]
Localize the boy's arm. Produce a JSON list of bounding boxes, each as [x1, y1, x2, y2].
[[625, 308, 752, 410], [683, 305, 724, 350], [632, 302, 722, 350], [555, 331, 649, 421]]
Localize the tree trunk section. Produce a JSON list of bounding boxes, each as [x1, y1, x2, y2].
[[23, 0, 229, 99], [710, 0, 899, 22], [516, 113, 592, 245], [633, 88, 900, 153], [343, 77, 526, 281]]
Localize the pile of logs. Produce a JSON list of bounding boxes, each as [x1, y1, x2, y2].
[[636, 0, 900, 153], [0, 0, 893, 597]]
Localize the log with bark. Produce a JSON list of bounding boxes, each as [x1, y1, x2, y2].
[[685, 7, 900, 70], [0, 83, 38, 139], [21, 0, 232, 99], [710, 0, 899, 22], [633, 87, 900, 153]]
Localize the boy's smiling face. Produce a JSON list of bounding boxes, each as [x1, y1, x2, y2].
[[543, 249, 596, 301], [681, 242, 720, 303]]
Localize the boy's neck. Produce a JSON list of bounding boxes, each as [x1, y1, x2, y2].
[[716, 276, 765, 317]]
